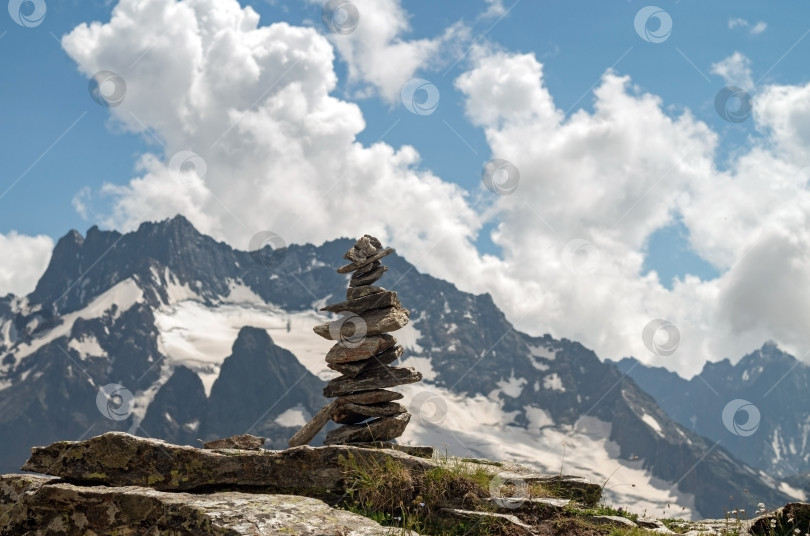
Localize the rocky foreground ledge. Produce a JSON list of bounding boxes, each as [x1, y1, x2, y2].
[[1, 432, 808, 535]]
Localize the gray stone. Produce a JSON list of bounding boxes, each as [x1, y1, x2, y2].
[[349, 264, 387, 287], [323, 366, 422, 397], [590, 515, 638, 528], [202, 434, 265, 450], [440, 508, 534, 532], [321, 290, 401, 315], [20, 432, 436, 492], [314, 307, 409, 341], [337, 247, 394, 274], [324, 413, 410, 444], [335, 389, 403, 405], [331, 402, 406, 424], [327, 345, 403, 377], [325, 334, 396, 364], [0, 475, 406, 535], [346, 285, 385, 300], [343, 235, 382, 265]]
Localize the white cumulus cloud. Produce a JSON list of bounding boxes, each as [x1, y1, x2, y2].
[[0, 232, 53, 297], [711, 51, 754, 91]]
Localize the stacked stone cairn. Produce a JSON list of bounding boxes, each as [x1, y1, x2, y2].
[[289, 235, 422, 447]]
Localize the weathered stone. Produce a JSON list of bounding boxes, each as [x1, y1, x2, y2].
[[288, 401, 338, 448], [348, 442, 434, 459], [354, 260, 380, 276], [0, 475, 406, 535], [202, 434, 265, 450], [336, 389, 403, 405], [343, 235, 382, 264], [325, 334, 396, 364], [314, 307, 409, 341], [346, 285, 385, 300], [20, 432, 436, 492], [349, 264, 387, 287], [324, 413, 410, 444], [440, 508, 534, 533], [337, 247, 394, 274], [321, 290, 401, 314], [331, 402, 406, 424], [590, 515, 638, 528], [327, 345, 403, 377], [749, 503, 810, 536], [323, 366, 422, 397], [492, 472, 602, 506]]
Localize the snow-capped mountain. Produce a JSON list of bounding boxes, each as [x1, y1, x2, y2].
[[612, 342, 810, 488], [0, 216, 796, 518]]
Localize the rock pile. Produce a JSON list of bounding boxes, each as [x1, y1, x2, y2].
[[289, 235, 422, 447]]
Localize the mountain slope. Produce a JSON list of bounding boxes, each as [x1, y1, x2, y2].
[[0, 215, 796, 518], [612, 342, 810, 483]]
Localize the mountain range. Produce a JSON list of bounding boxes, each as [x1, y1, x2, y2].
[[0, 215, 803, 519]]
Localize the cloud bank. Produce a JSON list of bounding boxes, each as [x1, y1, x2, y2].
[[59, 0, 810, 378]]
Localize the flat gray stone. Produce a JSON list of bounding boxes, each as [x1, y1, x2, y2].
[[325, 334, 396, 364], [321, 290, 401, 314], [349, 264, 387, 287], [323, 366, 422, 397], [338, 247, 394, 274], [336, 389, 403, 405], [202, 434, 265, 450], [331, 402, 406, 424], [346, 285, 385, 300], [327, 345, 403, 377], [325, 413, 411, 444], [314, 307, 409, 341]]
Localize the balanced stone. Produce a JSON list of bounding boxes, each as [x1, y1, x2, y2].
[[313, 307, 409, 340], [323, 366, 422, 398], [331, 401, 406, 425], [327, 345, 403, 377], [347, 285, 385, 300], [324, 413, 410, 445], [337, 247, 394, 274], [343, 235, 382, 265], [335, 389, 404, 405], [325, 334, 397, 364], [349, 264, 387, 287], [321, 290, 401, 314]]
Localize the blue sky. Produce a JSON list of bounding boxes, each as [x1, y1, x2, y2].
[[2, 0, 810, 375]]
